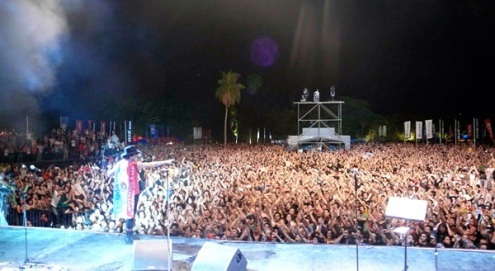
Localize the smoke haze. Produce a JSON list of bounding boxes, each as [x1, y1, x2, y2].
[[0, 0, 67, 132]]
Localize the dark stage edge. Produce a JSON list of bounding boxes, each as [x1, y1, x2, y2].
[[1, 226, 494, 271]]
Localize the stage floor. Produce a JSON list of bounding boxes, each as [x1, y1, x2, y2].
[[0, 226, 494, 271]]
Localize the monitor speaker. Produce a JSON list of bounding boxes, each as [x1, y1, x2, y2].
[[191, 242, 247, 271], [132, 239, 173, 271]]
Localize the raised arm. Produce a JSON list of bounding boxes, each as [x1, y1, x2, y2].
[[137, 159, 175, 170]]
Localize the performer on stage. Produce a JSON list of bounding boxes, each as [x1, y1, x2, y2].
[[107, 145, 174, 244], [0, 177, 14, 226]]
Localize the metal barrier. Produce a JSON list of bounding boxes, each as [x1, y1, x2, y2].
[[7, 207, 74, 228]]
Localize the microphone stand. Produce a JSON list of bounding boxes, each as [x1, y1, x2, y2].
[[21, 191, 31, 265], [433, 227, 438, 271], [165, 168, 175, 271], [354, 170, 359, 271]]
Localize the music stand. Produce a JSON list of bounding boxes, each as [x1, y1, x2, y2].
[[385, 197, 427, 271]]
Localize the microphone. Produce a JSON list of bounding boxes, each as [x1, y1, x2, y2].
[[30, 165, 41, 172]]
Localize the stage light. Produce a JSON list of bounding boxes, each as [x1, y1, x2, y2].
[[330, 85, 335, 101], [313, 89, 320, 102], [301, 88, 309, 101]]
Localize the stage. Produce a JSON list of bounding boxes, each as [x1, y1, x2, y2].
[[0, 226, 494, 271]]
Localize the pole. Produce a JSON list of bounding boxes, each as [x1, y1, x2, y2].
[[166, 171, 171, 271], [404, 232, 408, 271]]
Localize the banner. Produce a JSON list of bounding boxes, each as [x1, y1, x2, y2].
[[455, 119, 461, 141], [432, 123, 436, 139], [378, 126, 387, 137], [467, 124, 473, 138], [193, 127, 202, 139], [425, 120, 433, 139], [88, 120, 94, 132], [76, 120, 83, 131], [60, 116, 69, 130], [100, 121, 106, 134], [416, 121, 423, 140], [109, 121, 116, 135], [473, 118, 479, 142], [439, 119, 444, 143], [150, 124, 158, 139], [404, 121, 411, 139], [125, 120, 132, 145], [485, 119, 494, 143]]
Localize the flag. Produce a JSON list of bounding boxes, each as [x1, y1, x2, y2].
[[112, 160, 138, 219]]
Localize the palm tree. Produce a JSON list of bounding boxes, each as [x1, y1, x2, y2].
[[215, 70, 245, 146]]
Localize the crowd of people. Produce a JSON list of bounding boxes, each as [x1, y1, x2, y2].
[[1, 129, 495, 250]]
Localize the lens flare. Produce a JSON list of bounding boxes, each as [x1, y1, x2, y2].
[[249, 36, 279, 68]]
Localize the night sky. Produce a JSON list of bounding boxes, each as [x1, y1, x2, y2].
[[1, 0, 494, 134]]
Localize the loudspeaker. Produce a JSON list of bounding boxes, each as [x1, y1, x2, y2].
[[132, 239, 173, 271], [191, 242, 247, 271]]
